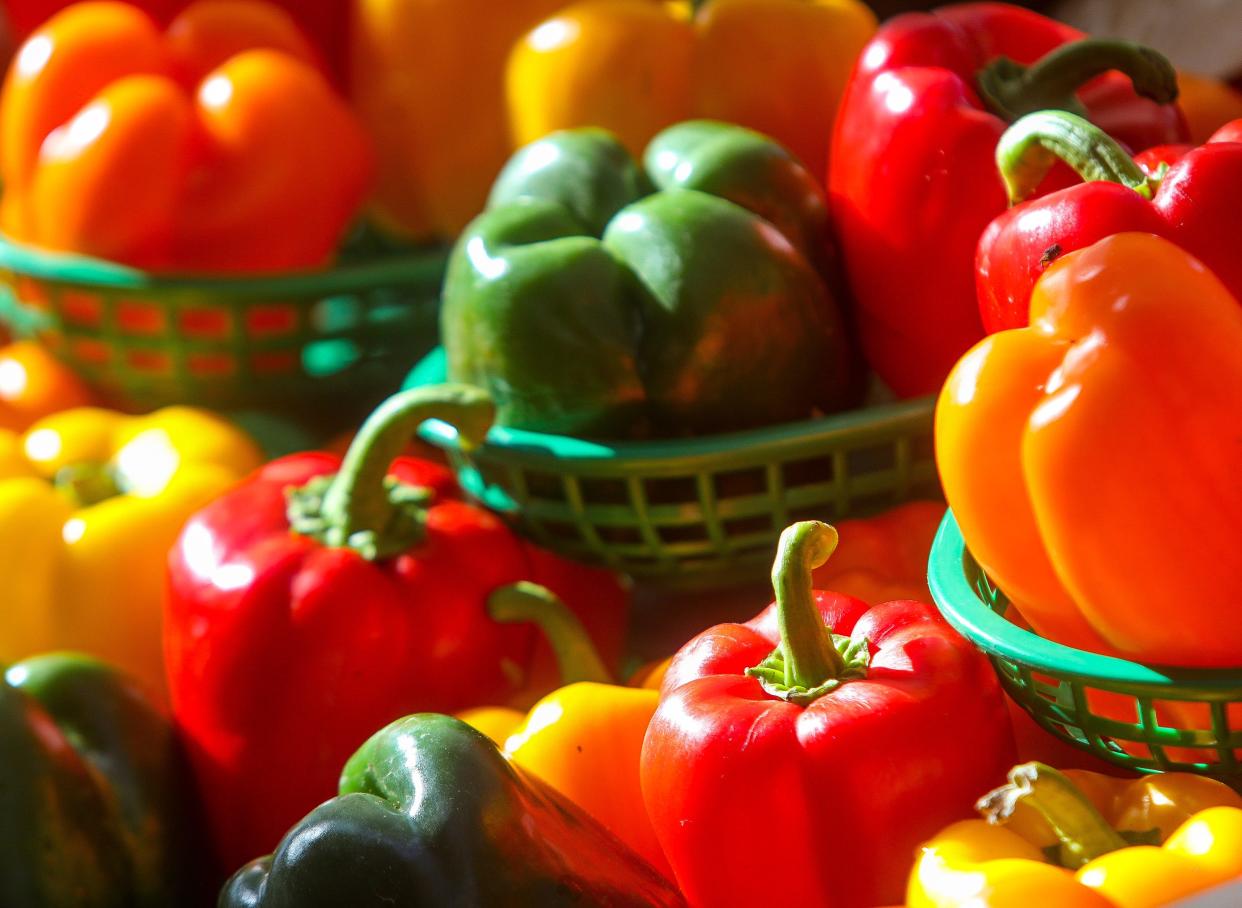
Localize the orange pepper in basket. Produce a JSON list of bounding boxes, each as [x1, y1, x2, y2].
[[0, 341, 93, 432], [0, 0, 371, 272]]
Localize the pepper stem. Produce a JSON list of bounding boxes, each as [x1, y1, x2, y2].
[[978, 38, 1178, 123], [488, 581, 611, 685], [996, 110, 1158, 205], [288, 384, 494, 560], [977, 762, 1131, 869], [744, 521, 871, 705]]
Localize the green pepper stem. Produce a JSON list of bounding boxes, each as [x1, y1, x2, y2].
[[295, 384, 493, 560], [978, 38, 1178, 123], [996, 109, 1158, 205], [488, 582, 612, 685], [977, 762, 1131, 869], [53, 462, 121, 508], [772, 521, 844, 688]]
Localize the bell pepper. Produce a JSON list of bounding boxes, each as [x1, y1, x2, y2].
[[0, 0, 371, 271], [641, 520, 1015, 908], [0, 404, 260, 693], [219, 712, 685, 907], [909, 762, 1242, 908], [459, 583, 668, 876], [443, 119, 859, 439], [937, 232, 1242, 666], [1176, 72, 1242, 144], [0, 652, 208, 907], [349, 0, 568, 241], [829, 2, 1187, 397], [811, 499, 946, 603], [0, 340, 93, 432], [507, 0, 876, 179], [978, 110, 1242, 331], [165, 385, 630, 872]]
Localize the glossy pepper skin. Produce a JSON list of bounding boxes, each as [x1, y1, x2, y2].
[[829, 2, 1187, 397], [0, 653, 207, 907], [910, 763, 1242, 908], [0, 0, 370, 271], [459, 583, 668, 876], [978, 111, 1242, 331], [165, 386, 630, 872], [507, 0, 876, 179], [0, 341, 93, 432], [938, 232, 1242, 666], [0, 404, 260, 693], [349, 0, 567, 241], [221, 713, 685, 907], [641, 521, 1015, 908], [443, 120, 857, 439]]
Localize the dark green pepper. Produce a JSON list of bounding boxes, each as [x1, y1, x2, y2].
[[220, 713, 685, 908], [0, 653, 208, 908], [442, 120, 860, 439]]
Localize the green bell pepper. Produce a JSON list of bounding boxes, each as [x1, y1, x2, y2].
[[442, 120, 860, 439], [0, 653, 207, 907], [220, 713, 685, 907]]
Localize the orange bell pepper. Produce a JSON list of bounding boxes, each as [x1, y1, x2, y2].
[[811, 499, 945, 604], [937, 232, 1242, 667], [349, 0, 568, 241], [1176, 71, 1242, 145], [0, 0, 371, 272], [458, 584, 668, 876], [0, 341, 93, 432], [506, 0, 876, 177]]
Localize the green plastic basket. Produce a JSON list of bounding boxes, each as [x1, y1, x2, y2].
[[414, 363, 939, 586], [930, 511, 1242, 779], [0, 235, 447, 430]]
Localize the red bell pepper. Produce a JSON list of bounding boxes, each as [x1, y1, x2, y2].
[[165, 385, 628, 872], [978, 110, 1242, 331], [829, 1, 1187, 397], [640, 520, 1015, 908]]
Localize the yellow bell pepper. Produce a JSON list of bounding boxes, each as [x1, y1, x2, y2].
[[459, 584, 669, 877], [0, 405, 261, 694], [349, 0, 568, 241], [909, 762, 1242, 908], [507, 0, 876, 177]]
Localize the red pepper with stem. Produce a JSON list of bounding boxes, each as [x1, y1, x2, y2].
[[978, 110, 1242, 331], [165, 385, 628, 872], [641, 521, 1015, 908], [829, 2, 1186, 397]]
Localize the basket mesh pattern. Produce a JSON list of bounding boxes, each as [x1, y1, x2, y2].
[[935, 518, 1242, 779], [436, 398, 939, 585], [0, 248, 444, 422]]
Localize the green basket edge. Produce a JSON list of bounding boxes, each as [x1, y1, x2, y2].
[[928, 510, 1242, 695], [0, 234, 448, 298]]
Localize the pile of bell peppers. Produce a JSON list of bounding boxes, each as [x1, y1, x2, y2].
[[0, 1, 1240, 905]]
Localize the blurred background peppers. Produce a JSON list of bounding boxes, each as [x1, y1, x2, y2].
[[443, 120, 858, 439], [0, 404, 260, 693], [506, 0, 876, 179], [166, 386, 630, 870], [978, 110, 1242, 331], [937, 232, 1242, 666], [0, 340, 93, 432], [0, 0, 371, 271], [0, 653, 208, 907], [641, 521, 1015, 908], [829, 2, 1187, 397]]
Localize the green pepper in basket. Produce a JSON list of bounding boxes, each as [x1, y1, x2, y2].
[[441, 120, 860, 439], [220, 712, 685, 907]]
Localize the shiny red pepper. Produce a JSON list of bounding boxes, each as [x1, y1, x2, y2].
[[829, 1, 1187, 397], [977, 111, 1242, 331], [165, 385, 628, 872], [641, 521, 1015, 908]]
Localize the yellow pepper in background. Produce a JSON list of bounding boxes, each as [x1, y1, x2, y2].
[[909, 762, 1242, 908], [459, 583, 669, 877], [349, 0, 568, 241], [507, 0, 876, 177], [0, 406, 261, 693]]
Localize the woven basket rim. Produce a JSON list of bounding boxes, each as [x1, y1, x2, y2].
[[928, 511, 1242, 694]]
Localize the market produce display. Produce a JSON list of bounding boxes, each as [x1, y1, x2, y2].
[[0, 0, 1239, 905]]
